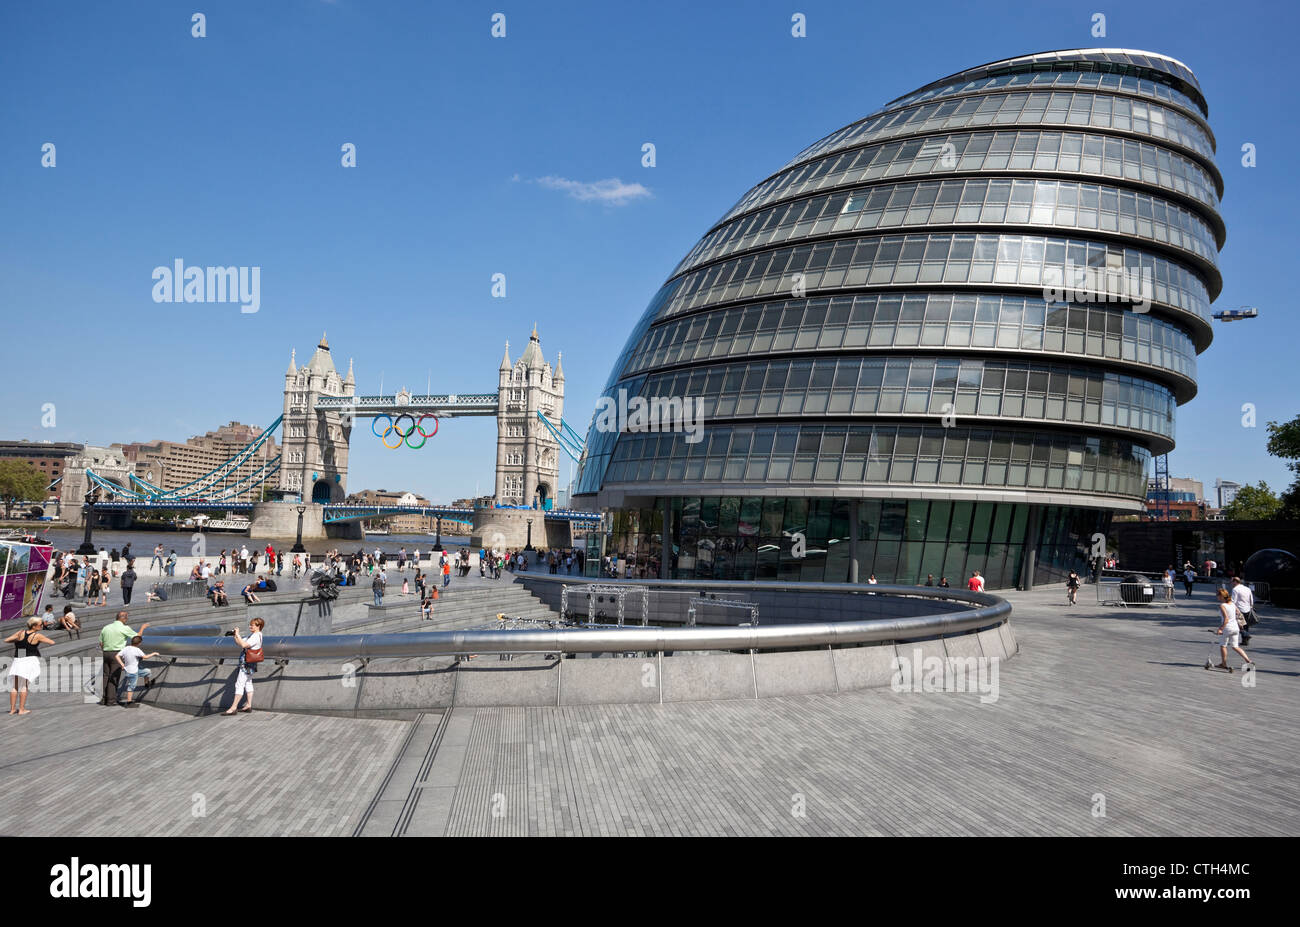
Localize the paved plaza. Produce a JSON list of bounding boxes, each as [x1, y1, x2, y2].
[[3, 583, 1296, 836]]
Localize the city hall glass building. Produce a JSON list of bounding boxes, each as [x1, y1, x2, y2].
[[574, 49, 1224, 588]]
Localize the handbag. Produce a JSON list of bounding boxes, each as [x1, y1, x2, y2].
[[243, 643, 265, 664]]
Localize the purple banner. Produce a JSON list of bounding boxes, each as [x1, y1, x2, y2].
[[28, 544, 51, 574], [0, 542, 54, 622], [0, 574, 24, 623]]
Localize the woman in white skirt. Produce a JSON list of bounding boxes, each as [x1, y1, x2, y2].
[[1208, 587, 1255, 671], [7, 617, 56, 715], [223, 616, 265, 715]]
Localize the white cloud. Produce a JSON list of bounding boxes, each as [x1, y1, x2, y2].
[[533, 175, 651, 206]]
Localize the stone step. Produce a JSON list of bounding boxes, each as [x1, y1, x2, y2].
[[332, 595, 556, 634], [40, 586, 377, 658], [338, 607, 560, 637]]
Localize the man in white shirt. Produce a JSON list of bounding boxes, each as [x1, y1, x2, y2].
[[1230, 577, 1254, 626], [200, 560, 212, 581]]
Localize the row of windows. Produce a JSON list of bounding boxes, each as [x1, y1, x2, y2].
[[665, 496, 1038, 547], [685, 177, 1218, 276], [663, 232, 1212, 325], [880, 69, 1209, 128], [613, 496, 1103, 586], [785, 89, 1216, 172], [627, 354, 1175, 440], [671, 498, 1099, 587], [721, 130, 1220, 230], [585, 423, 1151, 499], [905, 50, 1206, 107], [625, 294, 1196, 384]]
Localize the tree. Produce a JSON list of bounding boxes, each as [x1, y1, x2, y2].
[[1220, 481, 1282, 521], [1266, 415, 1300, 519], [0, 460, 50, 518]]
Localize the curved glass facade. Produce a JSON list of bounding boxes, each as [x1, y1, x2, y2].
[[576, 49, 1223, 588], [622, 295, 1198, 389], [723, 131, 1222, 225], [685, 177, 1220, 273]]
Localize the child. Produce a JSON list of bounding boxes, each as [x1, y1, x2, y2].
[[421, 597, 432, 621], [115, 635, 161, 706], [402, 576, 410, 596]]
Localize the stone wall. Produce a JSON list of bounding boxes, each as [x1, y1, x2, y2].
[[137, 622, 1016, 715]]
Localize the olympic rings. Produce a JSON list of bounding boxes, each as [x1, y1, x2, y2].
[[373, 413, 440, 448], [392, 413, 416, 438]]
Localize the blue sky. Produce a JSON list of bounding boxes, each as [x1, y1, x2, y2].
[[2, 0, 1296, 504]]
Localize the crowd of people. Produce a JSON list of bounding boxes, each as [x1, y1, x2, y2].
[[47, 548, 132, 606], [211, 544, 287, 576]]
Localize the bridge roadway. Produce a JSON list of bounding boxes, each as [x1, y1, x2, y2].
[[314, 393, 497, 417], [3, 582, 1296, 836]]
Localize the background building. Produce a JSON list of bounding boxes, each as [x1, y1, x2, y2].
[[1216, 478, 1241, 508], [1145, 475, 1205, 520], [345, 488, 432, 534], [0, 440, 83, 500], [575, 49, 1224, 588]]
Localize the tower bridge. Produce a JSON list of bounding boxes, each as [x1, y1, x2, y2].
[[66, 328, 597, 547]]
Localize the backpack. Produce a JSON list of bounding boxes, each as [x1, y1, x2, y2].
[[264, 579, 277, 592]]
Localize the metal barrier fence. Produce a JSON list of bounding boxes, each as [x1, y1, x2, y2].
[[560, 583, 650, 626], [1096, 579, 1179, 608], [152, 580, 208, 601]]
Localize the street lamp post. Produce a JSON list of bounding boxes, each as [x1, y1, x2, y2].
[[76, 488, 100, 555], [433, 516, 443, 552], [291, 504, 307, 553], [525, 518, 534, 552]]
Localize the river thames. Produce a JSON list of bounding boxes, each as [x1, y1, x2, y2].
[[17, 526, 469, 558]]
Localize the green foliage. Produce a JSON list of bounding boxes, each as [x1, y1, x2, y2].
[[1220, 481, 1282, 521], [1266, 415, 1300, 466], [1265, 414, 1300, 519], [0, 460, 51, 517]]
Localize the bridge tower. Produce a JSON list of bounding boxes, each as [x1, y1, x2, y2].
[[277, 334, 355, 504], [495, 327, 564, 507]]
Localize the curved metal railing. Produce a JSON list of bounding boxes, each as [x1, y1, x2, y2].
[[142, 584, 1011, 660]]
